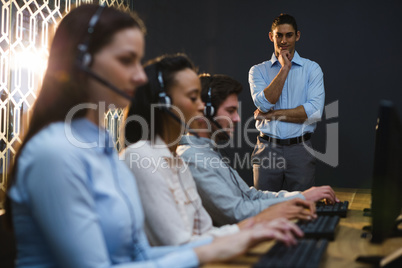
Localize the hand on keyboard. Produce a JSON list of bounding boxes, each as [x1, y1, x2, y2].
[[197, 218, 304, 263], [302, 185, 340, 203], [255, 217, 304, 246], [254, 198, 317, 223]]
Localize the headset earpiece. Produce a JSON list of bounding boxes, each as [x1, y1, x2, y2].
[[158, 92, 172, 108], [204, 86, 215, 117], [157, 71, 172, 109], [77, 43, 92, 67], [82, 52, 92, 67], [76, 5, 105, 68]]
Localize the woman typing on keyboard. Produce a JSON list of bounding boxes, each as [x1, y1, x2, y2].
[[4, 5, 302, 268]]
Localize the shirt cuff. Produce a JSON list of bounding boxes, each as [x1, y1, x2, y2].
[[283, 192, 305, 200], [302, 103, 322, 121], [160, 237, 212, 267], [256, 91, 275, 112], [155, 248, 200, 268]]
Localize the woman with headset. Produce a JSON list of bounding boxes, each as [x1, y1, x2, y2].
[[5, 4, 300, 268], [123, 53, 303, 247]]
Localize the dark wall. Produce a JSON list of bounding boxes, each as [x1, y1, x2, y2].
[[134, 0, 402, 188]]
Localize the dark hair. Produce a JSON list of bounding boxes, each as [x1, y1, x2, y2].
[[271, 13, 298, 33], [4, 4, 145, 228], [125, 53, 196, 145], [199, 74, 243, 112]]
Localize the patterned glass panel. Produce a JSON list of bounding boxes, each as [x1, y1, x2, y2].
[[0, 0, 132, 195]]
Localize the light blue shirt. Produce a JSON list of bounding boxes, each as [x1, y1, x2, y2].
[[8, 118, 210, 268], [177, 135, 305, 226], [249, 51, 325, 139]]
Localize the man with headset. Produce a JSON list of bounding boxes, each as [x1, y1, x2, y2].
[[177, 74, 338, 226]]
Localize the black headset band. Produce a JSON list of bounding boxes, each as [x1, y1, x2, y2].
[[77, 5, 106, 66]]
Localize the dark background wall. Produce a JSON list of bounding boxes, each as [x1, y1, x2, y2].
[[134, 0, 402, 189]]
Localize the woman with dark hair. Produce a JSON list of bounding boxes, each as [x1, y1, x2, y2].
[[5, 4, 300, 268], [123, 53, 302, 246]]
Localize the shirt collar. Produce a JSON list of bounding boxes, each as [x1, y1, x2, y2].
[[178, 135, 217, 150], [292, 51, 303, 66], [270, 51, 303, 67]]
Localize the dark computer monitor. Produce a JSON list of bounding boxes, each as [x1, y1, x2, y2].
[[370, 100, 402, 243]]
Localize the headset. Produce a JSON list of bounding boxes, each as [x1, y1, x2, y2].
[[202, 74, 215, 118], [204, 86, 215, 118], [157, 71, 172, 108], [156, 68, 199, 138], [201, 74, 230, 141], [76, 5, 132, 101]]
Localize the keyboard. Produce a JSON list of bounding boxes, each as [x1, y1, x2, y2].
[[316, 201, 349, 217], [297, 215, 340, 240], [253, 239, 328, 268]]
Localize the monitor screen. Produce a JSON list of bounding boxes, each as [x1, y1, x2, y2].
[[370, 100, 402, 243]]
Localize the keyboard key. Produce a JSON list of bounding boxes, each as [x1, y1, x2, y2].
[[298, 215, 340, 240]]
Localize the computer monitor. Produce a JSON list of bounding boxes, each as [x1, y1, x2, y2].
[[370, 100, 402, 243]]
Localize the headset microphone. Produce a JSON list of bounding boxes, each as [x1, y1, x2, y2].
[[79, 66, 132, 100], [209, 117, 231, 141], [76, 5, 132, 101], [163, 108, 200, 138]]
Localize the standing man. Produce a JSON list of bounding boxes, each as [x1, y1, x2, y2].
[[249, 13, 325, 191]]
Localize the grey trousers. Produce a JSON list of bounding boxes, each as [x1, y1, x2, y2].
[[251, 135, 316, 192]]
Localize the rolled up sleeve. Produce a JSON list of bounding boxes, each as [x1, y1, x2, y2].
[[249, 65, 275, 112], [302, 64, 325, 122]]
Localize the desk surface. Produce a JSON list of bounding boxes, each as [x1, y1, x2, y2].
[[203, 188, 402, 268]]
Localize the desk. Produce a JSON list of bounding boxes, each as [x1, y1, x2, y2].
[[203, 188, 402, 268]]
